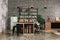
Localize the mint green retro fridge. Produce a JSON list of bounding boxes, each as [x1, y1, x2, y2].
[[10, 16, 18, 30]]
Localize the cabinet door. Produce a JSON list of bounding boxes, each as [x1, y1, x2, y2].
[[10, 17, 18, 30], [24, 24, 33, 33]]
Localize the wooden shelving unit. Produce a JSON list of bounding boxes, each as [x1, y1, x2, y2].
[[17, 7, 38, 34]]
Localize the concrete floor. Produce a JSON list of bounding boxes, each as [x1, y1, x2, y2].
[[0, 31, 60, 40]]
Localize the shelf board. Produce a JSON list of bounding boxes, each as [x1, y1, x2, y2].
[[20, 15, 37, 16], [22, 7, 38, 10], [21, 11, 37, 13], [18, 23, 35, 24], [19, 18, 37, 19]]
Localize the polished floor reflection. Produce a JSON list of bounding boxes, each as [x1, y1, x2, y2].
[[0, 31, 60, 40]]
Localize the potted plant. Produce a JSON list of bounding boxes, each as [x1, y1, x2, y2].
[[37, 15, 45, 29]]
